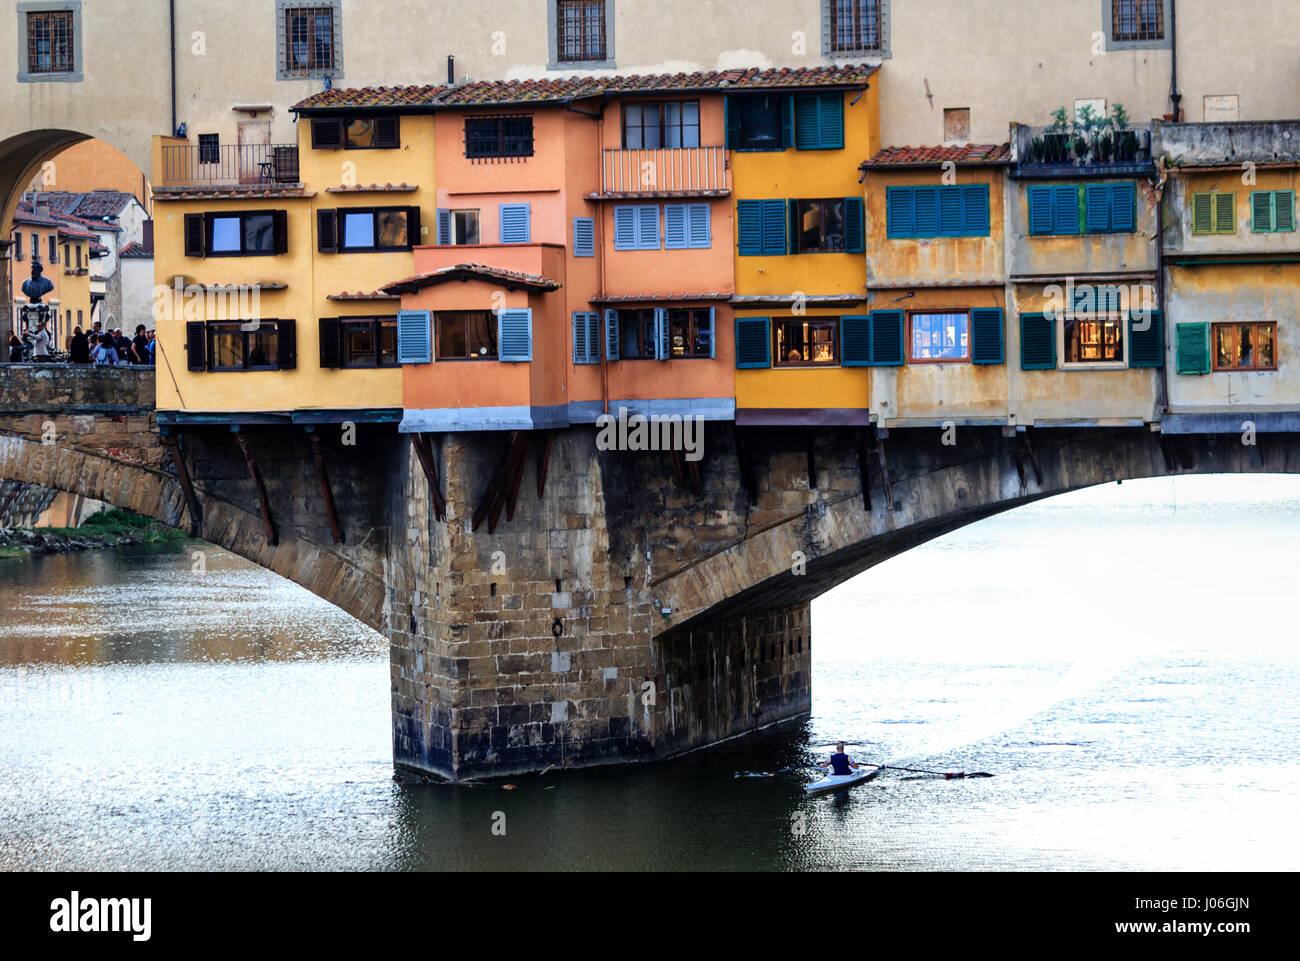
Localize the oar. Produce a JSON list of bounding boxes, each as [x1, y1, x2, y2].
[[879, 764, 993, 779]]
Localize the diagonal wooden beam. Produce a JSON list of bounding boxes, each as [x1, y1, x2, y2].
[[854, 427, 872, 511], [309, 429, 344, 545], [874, 426, 895, 512], [474, 430, 526, 533], [159, 431, 203, 536], [497, 432, 530, 530], [409, 433, 447, 522], [733, 425, 756, 506], [536, 430, 554, 500], [234, 428, 277, 546]]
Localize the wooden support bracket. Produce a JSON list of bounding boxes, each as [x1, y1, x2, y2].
[[536, 430, 554, 500], [234, 429, 277, 546], [733, 425, 756, 506], [854, 427, 872, 512], [874, 427, 895, 511], [410, 433, 447, 522], [159, 432, 203, 537], [473, 431, 530, 533], [308, 430, 344, 545]]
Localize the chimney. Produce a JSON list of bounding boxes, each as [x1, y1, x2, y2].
[[447, 55, 455, 86], [35, 195, 50, 219]]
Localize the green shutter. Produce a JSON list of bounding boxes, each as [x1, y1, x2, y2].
[[781, 95, 795, 150], [1251, 191, 1274, 233], [760, 199, 787, 255], [1019, 313, 1056, 370], [1276, 191, 1296, 231], [1085, 184, 1112, 234], [887, 186, 914, 238], [1191, 193, 1214, 234], [971, 308, 1005, 365], [794, 92, 843, 150], [1128, 310, 1164, 368], [737, 200, 763, 256], [868, 310, 905, 366], [1175, 322, 1211, 374], [841, 315, 872, 366], [735, 317, 771, 369], [1214, 192, 1236, 234], [1028, 186, 1054, 235], [844, 197, 864, 253]]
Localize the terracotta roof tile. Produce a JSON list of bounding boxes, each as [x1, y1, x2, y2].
[[292, 84, 447, 111], [382, 263, 561, 294], [118, 241, 153, 258], [860, 143, 1011, 168]]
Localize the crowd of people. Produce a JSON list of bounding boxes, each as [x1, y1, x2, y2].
[[7, 320, 156, 366]]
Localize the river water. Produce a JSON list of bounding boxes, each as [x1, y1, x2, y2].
[[2, 474, 1298, 871]]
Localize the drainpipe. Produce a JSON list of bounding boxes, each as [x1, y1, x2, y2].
[[169, 0, 178, 136], [565, 98, 611, 415], [1154, 158, 1170, 415], [1168, 0, 1182, 120]]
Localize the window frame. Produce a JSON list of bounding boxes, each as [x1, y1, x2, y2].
[[337, 206, 414, 253], [614, 308, 659, 360], [197, 133, 221, 165], [204, 210, 285, 258], [549, 0, 615, 69], [1211, 321, 1278, 372], [206, 321, 283, 372], [907, 310, 971, 364], [1061, 312, 1128, 368], [449, 209, 481, 246], [791, 198, 850, 254], [822, 0, 890, 59], [665, 307, 714, 359], [338, 315, 399, 369], [620, 100, 702, 150], [1103, 0, 1170, 50], [464, 114, 536, 161], [728, 93, 790, 152], [18, 3, 82, 83], [435, 310, 499, 361], [277, 0, 343, 80], [774, 317, 841, 368]]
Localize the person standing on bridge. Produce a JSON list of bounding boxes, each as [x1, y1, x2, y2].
[[8, 331, 24, 363], [820, 742, 864, 776], [30, 321, 52, 363], [69, 326, 90, 364]]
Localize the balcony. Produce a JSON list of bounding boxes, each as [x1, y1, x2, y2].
[[590, 147, 730, 199], [1011, 122, 1153, 178], [160, 143, 300, 187]]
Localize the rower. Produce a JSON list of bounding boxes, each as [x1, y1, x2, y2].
[[821, 742, 861, 776]]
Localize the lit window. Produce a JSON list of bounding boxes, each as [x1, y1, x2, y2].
[[775, 318, 839, 366], [910, 312, 970, 362], [1213, 322, 1276, 372]]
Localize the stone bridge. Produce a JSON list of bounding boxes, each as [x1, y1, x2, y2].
[[3, 365, 1296, 780]]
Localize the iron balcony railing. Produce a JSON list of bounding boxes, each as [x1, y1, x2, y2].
[[599, 146, 729, 195], [1013, 122, 1153, 172], [161, 143, 300, 186]]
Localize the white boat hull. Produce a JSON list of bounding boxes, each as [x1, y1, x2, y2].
[[804, 765, 881, 794]]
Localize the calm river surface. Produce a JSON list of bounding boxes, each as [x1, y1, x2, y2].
[[2, 474, 1298, 871]]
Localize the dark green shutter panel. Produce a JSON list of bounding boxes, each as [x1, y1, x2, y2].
[[939, 187, 962, 236], [1027, 186, 1053, 235], [735, 317, 771, 369], [185, 321, 207, 371], [1252, 191, 1274, 232], [1175, 322, 1211, 374], [275, 320, 297, 370], [887, 187, 914, 238], [1214, 192, 1236, 233], [311, 117, 344, 150], [844, 197, 864, 252], [317, 209, 337, 253], [405, 206, 422, 247], [781, 95, 795, 149], [788, 198, 801, 254], [841, 315, 872, 366], [1276, 191, 1295, 231], [971, 308, 1005, 365], [272, 210, 289, 253], [1128, 310, 1164, 368], [724, 96, 738, 150], [1019, 313, 1056, 370], [737, 200, 763, 256], [794, 94, 820, 149], [819, 93, 844, 149], [1054, 184, 1081, 234], [868, 310, 904, 366], [184, 213, 205, 257], [913, 187, 940, 236], [963, 184, 990, 235], [1086, 184, 1112, 233], [319, 317, 342, 368], [374, 115, 400, 149], [1191, 193, 1213, 234]]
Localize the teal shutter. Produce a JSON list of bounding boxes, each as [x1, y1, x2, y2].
[[686, 203, 711, 248], [788, 198, 801, 254], [868, 310, 905, 366], [794, 93, 843, 149], [1128, 309, 1164, 368], [613, 206, 637, 250], [653, 307, 669, 361], [1110, 183, 1137, 233], [737, 200, 763, 256], [1053, 185, 1080, 234], [1252, 191, 1274, 232], [963, 184, 990, 235], [735, 317, 771, 369], [1085, 184, 1112, 234], [499, 203, 530, 243], [397, 310, 431, 364], [573, 217, 595, 256], [636, 205, 660, 249], [705, 307, 716, 359], [664, 204, 688, 249], [781, 95, 795, 149], [498, 309, 532, 362], [1276, 191, 1296, 231], [1019, 313, 1056, 370], [970, 307, 1005, 365], [605, 309, 620, 361], [819, 93, 844, 149], [760, 199, 787, 255], [724, 96, 738, 149], [841, 315, 872, 366], [887, 187, 914, 238], [1028, 186, 1054, 235], [1175, 322, 1211, 375], [913, 187, 940, 237], [844, 197, 864, 252], [437, 208, 452, 245], [939, 187, 962, 236]]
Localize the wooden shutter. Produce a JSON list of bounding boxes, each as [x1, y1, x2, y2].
[[13, 233, 20, 261], [1086, 183, 1113, 234], [938, 187, 963, 236], [184, 213, 205, 257], [497, 308, 533, 362], [272, 210, 288, 253], [913, 187, 940, 237], [653, 307, 670, 360], [1027, 186, 1053, 235], [971, 308, 1005, 365], [311, 117, 344, 150], [963, 184, 990, 235], [1019, 313, 1056, 370], [781, 95, 795, 149], [1110, 183, 1137, 233], [586, 312, 602, 363], [613, 206, 637, 250], [1214, 192, 1236, 234], [737, 200, 762, 255], [868, 310, 904, 366], [705, 308, 716, 359], [499, 203, 530, 244], [1275, 191, 1296, 231], [635, 205, 660, 250], [573, 216, 595, 256], [840, 315, 872, 366], [1252, 191, 1274, 232], [185, 321, 207, 371], [844, 197, 864, 252], [664, 204, 688, 249], [686, 203, 711, 249], [887, 187, 914, 238], [275, 319, 297, 369], [572, 312, 590, 364], [319, 317, 342, 368], [1191, 193, 1213, 234], [317, 209, 338, 253], [374, 115, 400, 149], [794, 94, 820, 149], [1128, 309, 1164, 368], [734, 317, 771, 369], [760, 199, 787, 255], [787, 198, 801, 254], [1054, 184, 1080, 235], [605, 309, 620, 361], [1175, 322, 1211, 374], [396, 309, 431, 364], [405, 206, 422, 247], [437, 208, 452, 245]]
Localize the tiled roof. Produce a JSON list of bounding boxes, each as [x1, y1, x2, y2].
[[11, 205, 63, 228], [294, 65, 878, 112], [325, 183, 419, 193], [31, 190, 138, 219], [56, 222, 99, 241], [152, 186, 313, 200], [382, 264, 561, 294], [327, 290, 401, 301], [860, 143, 1011, 168], [591, 292, 733, 304], [118, 241, 153, 258]]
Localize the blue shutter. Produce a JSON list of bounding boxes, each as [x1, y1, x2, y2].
[[705, 307, 716, 359], [737, 200, 763, 256], [724, 96, 737, 150], [636, 205, 660, 250], [605, 309, 620, 361], [963, 184, 990, 235], [913, 187, 940, 237], [664, 204, 688, 249], [844, 197, 864, 253], [887, 187, 914, 238], [613, 206, 637, 250], [1028, 186, 1054, 235], [735, 316, 771, 369], [970, 307, 1005, 365], [841, 315, 872, 366], [1053, 185, 1080, 235], [498, 308, 532, 362], [573, 217, 595, 257], [1019, 313, 1057, 370], [1110, 183, 1137, 233], [437, 208, 452, 245], [687, 203, 711, 248], [1086, 184, 1112, 234], [654, 307, 669, 360], [760, 199, 787, 255], [939, 187, 963, 236], [572, 311, 589, 364], [499, 203, 530, 244], [868, 310, 905, 366], [397, 310, 431, 364], [794, 94, 821, 149], [781, 95, 795, 149], [819, 93, 844, 149]]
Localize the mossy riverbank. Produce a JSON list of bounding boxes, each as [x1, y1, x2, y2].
[[0, 509, 187, 558]]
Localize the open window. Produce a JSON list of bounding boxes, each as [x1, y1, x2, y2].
[[774, 318, 839, 367], [436, 311, 498, 360]]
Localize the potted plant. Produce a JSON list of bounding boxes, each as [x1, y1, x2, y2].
[[1043, 107, 1070, 164], [1111, 103, 1138, 162]]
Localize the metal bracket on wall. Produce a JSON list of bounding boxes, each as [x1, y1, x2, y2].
[[233, 427, 277, 546], [1014, 432, 1043, 489], [874, 426, 895, 511], [854, 427, 872, 511], [159, 430, 203, 537], [409, 433, 447, 522], [307, 427, 344, 545]]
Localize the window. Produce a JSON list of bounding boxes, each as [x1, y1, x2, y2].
[[826, 0, 885, 54], [1213, 322, 1276, 372], [1028, 184, 1136, 236], [25, 7, 75, 74], [341, 317, 398, 368], [1251, 191, 1295, 233], [887, 185, 990, 238], [553, 0, 610, 65], [664, 204, 710, 250], [208, 322, 285, 371], [49, 236, 58, 264], [499, 204, 531, 244], [622, 102, 701, 149], [13, 234, 21, 262], [613, 205, 661, 251], [279, 2, 340, 78], [792, 199, 847, 253], [616, 309, 658, 359], [1064, 316, 1125, 365], [198, 134, 220, 165], [329, 207, 415, 252], [465, 115, 535, 160], [437, 311, 498, 360], [62, 244, 70, 266], [727, 94, 790, 151], [202, 211, 286, 257], [1191, 192, 1236, 235], [451, 210, 479, 245], [1112, 0, 1163, 42], [666, 308, 714, 358], [910, 312, 969, 362], [737, 199, 788, 256], [775, 319, 839, 367], [573, 217, 596, 257]]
